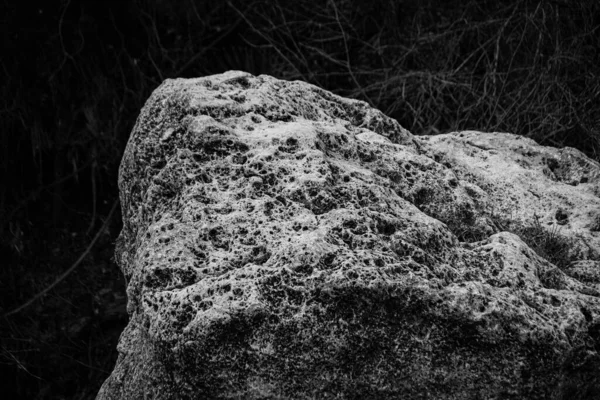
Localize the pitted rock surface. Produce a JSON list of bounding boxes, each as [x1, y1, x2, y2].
[[98, 71, 600, 399]]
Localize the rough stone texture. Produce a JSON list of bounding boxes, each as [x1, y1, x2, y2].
[[97, 71, 600, 399]]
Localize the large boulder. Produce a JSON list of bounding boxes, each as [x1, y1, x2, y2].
[[97, 71, 600, 399]]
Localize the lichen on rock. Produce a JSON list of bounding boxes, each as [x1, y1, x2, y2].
[[98, 71, 600, 399]]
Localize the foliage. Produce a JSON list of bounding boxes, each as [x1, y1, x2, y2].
[[238, 0, 600, 159], [2, 0, 599, 398], [431, 201, 579, 270], [515, 214, 575, 269]]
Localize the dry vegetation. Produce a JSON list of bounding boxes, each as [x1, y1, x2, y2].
[[1, 0, 599, 398]]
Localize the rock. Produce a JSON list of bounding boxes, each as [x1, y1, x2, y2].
[[97, 71, 600, 399]]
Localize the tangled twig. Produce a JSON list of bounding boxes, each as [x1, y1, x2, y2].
[[2, 199, 119, 318]]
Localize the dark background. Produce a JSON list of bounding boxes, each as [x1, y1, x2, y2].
[[1, 0, 599, 398]]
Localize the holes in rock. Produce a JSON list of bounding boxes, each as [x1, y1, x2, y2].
[[264, 201, 274, 216], [376, 219, 397, 236], [358, 149, 377, 163], [263, 172, 277, 186], [250, 245, 271, 265], [199, 172, 212, 183], [228, 76, 251, 88], [309, 190, 336, 215], [177, 266, 199, 287], [413, 187, 436, 208], [279, 137, 299, 153], [289, 188, 306, 204], [193, 153, 207, 163], [343, 220, 357, 229], [190, 246, 207, 260], [321, 253, 336, 267], [208, 226, 229, 250], [204, 138, 249, 156], [275, 195, 287, 205], [206, 125, 230, 136], [555, 209, 569, 225], [151, 159, 166, 169], [546, 157, 559, 172], [145, 268, 171, 289], [173, 304, 195, 331], [245, 161, 267, 176], [351, 112, 364, 126], [340, 230, 354, 247], [293, 264, 313, 275], [581, 307, 593, 322]]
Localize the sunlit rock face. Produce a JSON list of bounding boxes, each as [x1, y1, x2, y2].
[[97, 71, 600, 400]]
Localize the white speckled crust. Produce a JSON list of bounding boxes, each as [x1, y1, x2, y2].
[[98, 71, 600, 400]]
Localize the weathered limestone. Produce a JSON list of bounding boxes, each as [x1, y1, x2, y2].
[[98, 71, 600, 399]]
